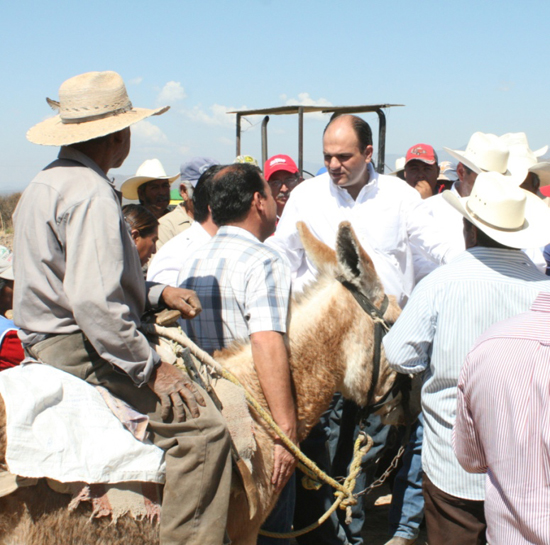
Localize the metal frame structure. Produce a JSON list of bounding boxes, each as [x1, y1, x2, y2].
[[227, 104, 403, 175]]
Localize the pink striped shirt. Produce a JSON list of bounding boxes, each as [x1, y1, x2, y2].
[[453, 292, 550, 545]]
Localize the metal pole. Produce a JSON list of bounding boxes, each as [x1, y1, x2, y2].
[[261, 116, 270, 167], [298, 106, 304, 177], [375, 109, 387, 174], [236, 113, 242, 157]]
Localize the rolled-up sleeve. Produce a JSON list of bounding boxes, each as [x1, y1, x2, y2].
[[63, 196, 159, 386], [383, 281, 434, 375]]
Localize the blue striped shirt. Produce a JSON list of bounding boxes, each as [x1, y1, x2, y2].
[[176, 226, 291, 353], [383, 247, 550, 500]]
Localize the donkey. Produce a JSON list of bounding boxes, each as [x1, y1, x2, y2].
[[0, 221, 405, 545]]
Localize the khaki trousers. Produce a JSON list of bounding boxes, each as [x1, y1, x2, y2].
[[28, 332, 232, 545]]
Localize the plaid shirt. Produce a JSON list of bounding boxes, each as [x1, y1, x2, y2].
[[177, 226, 291, 353]]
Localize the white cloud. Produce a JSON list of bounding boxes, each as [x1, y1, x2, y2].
[[131, 120, 169, 144], [157, 81, 187, 104], [128, 77, 143, 86], [183, 103, 248, 128], [282, 92, 333, 119]]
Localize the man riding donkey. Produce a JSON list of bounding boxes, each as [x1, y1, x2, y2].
[[12, 71, 232, 545]]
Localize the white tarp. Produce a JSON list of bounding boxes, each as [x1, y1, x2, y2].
[[0, 363, 165, 484]]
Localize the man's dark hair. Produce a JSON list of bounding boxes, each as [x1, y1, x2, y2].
[[193, 165, 224, 223], [324, 114, 373, 149], [210, 163, 265, 226], [464, 219, 513, 250]]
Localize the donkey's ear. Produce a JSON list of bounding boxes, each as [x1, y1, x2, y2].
[[297, 221, 337, 270], [336, 222, 384, 302]]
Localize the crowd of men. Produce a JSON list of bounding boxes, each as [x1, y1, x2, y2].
[[2, 69, 550, 545]]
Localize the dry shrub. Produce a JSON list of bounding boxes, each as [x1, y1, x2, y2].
[[0, 193, 21, 233]]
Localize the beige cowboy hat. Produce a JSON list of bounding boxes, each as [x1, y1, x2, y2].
[[27, 71, 169, 146], [120, 159, 180, 200], [444, 132, 510, 175], [388, 156, 405, 177], [499, 132, 550, 188], [442, 170, 550, 249]]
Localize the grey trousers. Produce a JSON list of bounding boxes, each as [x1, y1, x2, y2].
[[27, 332, 232, 545]]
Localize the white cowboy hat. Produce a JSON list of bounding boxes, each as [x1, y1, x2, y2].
[[442, 170, 550, 249], [27, 71, 169, 146], [444, 132, 510, 175], [388, 156, 405, 177], [120, 159, 180, 200], [499, 132, 550, 188]]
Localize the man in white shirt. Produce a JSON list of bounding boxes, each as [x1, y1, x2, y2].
[[410, 132, 512, 275], [268, 115, 451, 306], [147, 165, 221, 286], [270, 114, 450, 545]]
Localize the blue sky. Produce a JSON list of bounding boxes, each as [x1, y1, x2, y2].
[[2, 0, 549, 193]]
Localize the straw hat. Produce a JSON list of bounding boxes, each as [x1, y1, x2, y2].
[[499, 132, 550, 188], [121, 159, 180, 200], [442, 170, 550, 249], [27, 71, 169, 146], [444, 132, 510, 175]]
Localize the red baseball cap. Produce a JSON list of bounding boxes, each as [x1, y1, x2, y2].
[[264, 154, 299, 181], [405, 144, 438, 166]]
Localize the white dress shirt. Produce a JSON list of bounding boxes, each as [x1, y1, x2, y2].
[[413, 181, 547, 274], [267, 165, 453, 307], [147, 222, 212, 286]]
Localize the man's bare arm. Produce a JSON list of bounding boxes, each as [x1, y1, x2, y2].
[[250, 330, 297, 492]]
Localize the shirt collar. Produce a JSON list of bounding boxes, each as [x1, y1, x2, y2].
[[217, 225, 260, 242], [450, 180, 461, 196], [329, 162, 378, 202], [58, 146, 115, 188]]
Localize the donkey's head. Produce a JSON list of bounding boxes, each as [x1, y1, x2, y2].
[[297, 221, 408, 421]]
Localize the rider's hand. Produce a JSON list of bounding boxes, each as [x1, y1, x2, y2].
[[147, 361, 206, 422], [160, 286, 202, 319]]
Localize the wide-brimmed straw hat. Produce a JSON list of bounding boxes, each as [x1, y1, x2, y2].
[[499, 132, 550, 188], [442, 170, 550, 249], [444, 132, 510, 175], [27, 71, 169, 146], [121, 159, 180, 200]]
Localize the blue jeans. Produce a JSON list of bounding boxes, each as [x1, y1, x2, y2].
[[293, 394, 391, 545], [388, 412, 424, 540], [258, 473, 296, 545]]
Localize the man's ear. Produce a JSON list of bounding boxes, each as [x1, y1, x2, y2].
[[456, 162, 465, 182], [253, 190, 264, 212], [363, 144, 374, 163]]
